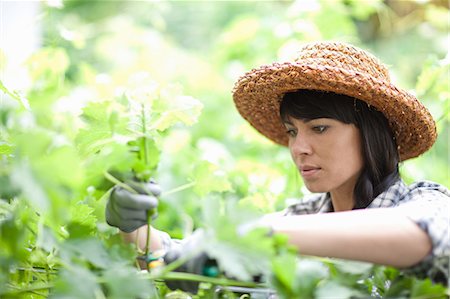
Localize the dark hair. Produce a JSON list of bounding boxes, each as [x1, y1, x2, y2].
[[280, 89, 400, 209]]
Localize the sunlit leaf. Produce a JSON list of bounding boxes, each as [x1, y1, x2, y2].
[[102, 265, 157, 299], [52, 265, 101, 298], [191, 161, 232, 197], [315, 281, 358, 298]]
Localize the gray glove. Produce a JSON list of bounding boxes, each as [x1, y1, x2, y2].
[[105, 180, 161, 233]]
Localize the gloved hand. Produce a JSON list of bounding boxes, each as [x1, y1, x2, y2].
[[163, 230, 219, 294], [105, 179, 161, 233]]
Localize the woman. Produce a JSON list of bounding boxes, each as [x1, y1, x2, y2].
[[105, 42, 449, 288]]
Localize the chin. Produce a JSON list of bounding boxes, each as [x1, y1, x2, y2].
[[304, 183, 328, 193]]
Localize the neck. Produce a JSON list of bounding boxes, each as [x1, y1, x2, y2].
[[330, 189, 355, 212]]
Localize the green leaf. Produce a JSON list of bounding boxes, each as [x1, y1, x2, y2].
[[0, 205, 32, 261], [76, 102, 117, 156], [191, 161, 232, 196], [294, 259, 329, 295], [66, 203, 98, 238], [331, 259, 373, 276], [52, 265, 101, 298], [102, 265, 157, 299], [153, 93, 203, 131], [0, 142, 13, 155], [26, 47, 70, 83], [36, 225, 59, 253], [61, 238, 110, 269], [69, 203, 97, 229], [410, 278, 447, 298], [86, 144, 136, 187], [11, 161, 50, 214], [315, 281, 359, 298], [272, 253, 297, 291], [200, 198, 274, 281]]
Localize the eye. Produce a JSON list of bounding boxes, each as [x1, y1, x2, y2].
[[286, 128, 297, 137], [312, 125, 328, 133]]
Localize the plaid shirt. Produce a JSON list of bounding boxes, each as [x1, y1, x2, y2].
[[284, 179, 450, 284]]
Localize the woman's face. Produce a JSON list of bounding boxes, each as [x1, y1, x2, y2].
[[284, 117, 364, 201]]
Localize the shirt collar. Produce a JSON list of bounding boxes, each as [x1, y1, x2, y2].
[[367, 179, 407, 208], [317, 179, 407, 212]]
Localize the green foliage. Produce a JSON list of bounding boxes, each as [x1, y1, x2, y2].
[[1, 0, 448, 298]]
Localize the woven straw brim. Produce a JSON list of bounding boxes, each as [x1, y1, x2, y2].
[[233, 62, 437, 161]]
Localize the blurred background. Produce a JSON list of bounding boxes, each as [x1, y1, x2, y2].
[[1, 0, 449, 234]]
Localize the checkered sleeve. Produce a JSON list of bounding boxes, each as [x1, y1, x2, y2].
[[395, 183, 450, 283]]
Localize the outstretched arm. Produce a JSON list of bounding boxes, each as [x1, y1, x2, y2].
[[267, 208, 432, 268]]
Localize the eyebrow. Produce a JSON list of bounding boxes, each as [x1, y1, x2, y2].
[[282, 118, 313, 125]]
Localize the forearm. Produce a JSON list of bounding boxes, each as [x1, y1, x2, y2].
[[269, 209, 432, 268]]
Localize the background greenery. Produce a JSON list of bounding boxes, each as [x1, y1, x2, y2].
[[1, 0, 449, 298]]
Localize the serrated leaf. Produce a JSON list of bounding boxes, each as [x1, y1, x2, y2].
[[70, 203, 97, 228], [76, 102, 117, 156], [61, 238, 110, 269], [66, 203, 98, 238], [410, 278, 447, 297], [84, 142, 136, 186], [153, 95, 203, 131]]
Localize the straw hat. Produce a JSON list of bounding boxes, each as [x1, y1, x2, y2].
[[232, 41, 437, 161]]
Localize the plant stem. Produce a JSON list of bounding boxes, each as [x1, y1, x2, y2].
[[161, 181, 196, 197], [0, 80, 30, 110], [104, 171, 137, 194], [4, 282, 54, 294], [139, 102, 153, 266], [140, 103, 149, 166], [145, 215, 152, 259]]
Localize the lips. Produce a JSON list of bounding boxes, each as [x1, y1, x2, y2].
[[299, 165, 321, 178]]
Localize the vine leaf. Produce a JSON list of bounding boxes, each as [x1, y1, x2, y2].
[[152, 95, 203, 131], [190, 161, 232, 196], [201, 197, 274, 281]]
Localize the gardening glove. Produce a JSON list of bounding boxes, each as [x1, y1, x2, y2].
[[105, 179, 161, 233], [163, 230, 219, 293]]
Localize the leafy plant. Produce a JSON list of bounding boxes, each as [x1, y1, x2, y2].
[[1, 1, 449, 298]]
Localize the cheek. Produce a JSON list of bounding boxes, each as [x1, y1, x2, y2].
[[288, 141, 297, 160], [327, 131, 364, 175], [338, 136, 364, 175]]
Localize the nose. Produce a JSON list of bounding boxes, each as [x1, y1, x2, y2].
[[289, 133, 313, 157]]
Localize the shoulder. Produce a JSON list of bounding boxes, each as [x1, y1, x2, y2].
[[406, 180, 450, 195], [369, 179, 449, 208], [400, 180, 450, 204], [284, 193, 331, 215]]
